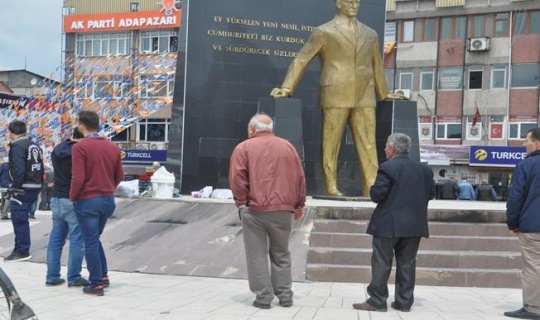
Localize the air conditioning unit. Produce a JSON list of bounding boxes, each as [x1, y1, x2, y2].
[[394, 89, 411, 99], [149, 142, 166, 150], [467, 37, 490, 52], [135, 143, 149, 150]]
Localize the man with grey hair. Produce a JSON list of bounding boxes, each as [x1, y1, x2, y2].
[[353, 133, 434, 313], [229, 113, 306, 309]]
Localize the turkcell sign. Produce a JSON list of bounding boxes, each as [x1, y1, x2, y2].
[[469, 146, 527, 167], [121, 150, 167, 162]]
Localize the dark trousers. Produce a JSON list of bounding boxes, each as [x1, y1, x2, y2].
[[367, 236, 421, 309], [39, 187, 52, 210], [10, 190, 40, 254]]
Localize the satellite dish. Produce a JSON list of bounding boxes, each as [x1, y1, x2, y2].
[[30, 78, 37, 85]]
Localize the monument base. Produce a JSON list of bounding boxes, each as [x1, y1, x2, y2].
[[312, 195, 371, 202]]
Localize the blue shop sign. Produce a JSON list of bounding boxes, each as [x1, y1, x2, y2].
[[121, 149, 167, 162], [469, 146, 527, 167]]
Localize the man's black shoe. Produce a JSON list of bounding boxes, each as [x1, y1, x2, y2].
[[391, 302, 411, 312], [45, 279, 66, 287], [252, 301, 271, 309], [83, 285, 104, 296], [279, 300, 293, 307], [504, 307, 540, 319], [1, 216, 9, 220], [4, 251, 31, 262], [68, 278, 90, 287], [29, 216, 36, 219]]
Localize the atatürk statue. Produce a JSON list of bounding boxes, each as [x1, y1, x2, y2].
[[271, 0, 404, 197]]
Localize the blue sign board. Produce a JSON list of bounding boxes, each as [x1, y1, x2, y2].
[[469, 146, 527, 167], [121, 150, 167, 163]]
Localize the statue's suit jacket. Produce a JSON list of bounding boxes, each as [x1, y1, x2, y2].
[[281, 17, 389, 108]]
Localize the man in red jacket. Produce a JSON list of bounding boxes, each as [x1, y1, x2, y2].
[[70, 111, 124, 296], [229, 113, 306, 309]]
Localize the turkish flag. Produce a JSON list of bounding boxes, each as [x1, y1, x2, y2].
[[491, 123, 503, 139], [472, 107, 481, 128]]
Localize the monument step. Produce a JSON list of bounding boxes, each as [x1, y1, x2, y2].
[[308, 247, 522, 269], [315, 207, 506, 223], [309, 232, 520, 251], [306, 264, 521, 288], [313, 220, 512, 237]]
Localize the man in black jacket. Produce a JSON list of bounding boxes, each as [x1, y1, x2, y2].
[[353, 133, 434, 313], [440, 177, 459, 200], [5, 120, 44, 262]]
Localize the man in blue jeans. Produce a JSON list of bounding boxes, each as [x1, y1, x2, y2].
[[70, 111, 124, 296], [46, 127, 89, 287], [5, 120, 43, 262]]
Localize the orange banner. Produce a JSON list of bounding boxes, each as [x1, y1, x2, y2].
[[63, 10, 181, 33]]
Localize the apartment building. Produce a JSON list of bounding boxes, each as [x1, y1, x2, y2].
[[62, 0, 181, 154], [385, 0, 539, 194]]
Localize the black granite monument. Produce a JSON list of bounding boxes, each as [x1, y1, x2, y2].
[[169, 0, 396, 196]]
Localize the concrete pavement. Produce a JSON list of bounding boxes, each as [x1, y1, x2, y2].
[[0, 260, 522, 320], [0, 200, 522, 320]]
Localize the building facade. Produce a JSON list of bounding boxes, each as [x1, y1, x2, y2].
[[385, 0, 540, 197], [62, 0, 181, 156]]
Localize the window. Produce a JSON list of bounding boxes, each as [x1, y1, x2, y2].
[[468, 66, 483, 90], [384, 22, 397, 42], [140, 30, 178, 53], [438, 67, 463, 90], [437, 123, 462, 139], [130, 2, 139, 11], [470, 15, 485, 38], [385, 69, 395, 91], [441, 17, 466, 40], [491, 65, 507, 89], [76, 33, 131, 56], [494, 13, 509, 37], [111, 129, 130, 142], [489, 115, 504, 139], [509, 122, 537, 139], [75, 78, 94, 99], [402, 20, 415, 42], [511, 64, 540, 88], [466, 115, 483, 140], [423, 19, 436, 41], [420, 68, 434, 91], [514, 11, 540, 35], [398, 69, 413, 91], [140, 75, 175, 98], [63, 7, 75, 15], [138, 118, 171, 142]]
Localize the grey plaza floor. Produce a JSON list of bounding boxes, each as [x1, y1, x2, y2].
[[0, 199, 522, 320]]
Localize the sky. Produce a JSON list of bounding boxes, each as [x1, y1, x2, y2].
[[0, 0, 64, 79]]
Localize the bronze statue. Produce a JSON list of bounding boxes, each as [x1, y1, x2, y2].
[[271, 0, 404, 197]]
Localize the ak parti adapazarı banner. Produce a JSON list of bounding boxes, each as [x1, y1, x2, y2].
[[63, 10, 181, 33]]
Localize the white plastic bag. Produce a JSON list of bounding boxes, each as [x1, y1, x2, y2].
[[211, 189, 233, 199], [115, 180, 140, 198]]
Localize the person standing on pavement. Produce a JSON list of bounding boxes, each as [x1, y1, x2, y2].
[[5, 120, 44, 262], [353, 133, 434, 313], [475, 179, 498, 202], [0, 157, 10, 220], [457, 179, 476, 200], [70, 111, 124, 296], [39, 163, 54, 210], [440, 177, 459, 200], [45, 127, 89, 288], [504, 128, 540, 320], [229, 113, 306, 309]]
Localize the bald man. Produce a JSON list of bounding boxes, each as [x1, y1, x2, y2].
[[229, 113, 306, 309]]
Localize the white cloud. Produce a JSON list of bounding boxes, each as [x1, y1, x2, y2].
[[0, 0, 63, 79]]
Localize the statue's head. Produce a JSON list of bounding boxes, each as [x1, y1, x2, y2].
[[335, 0, 360, 18]]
